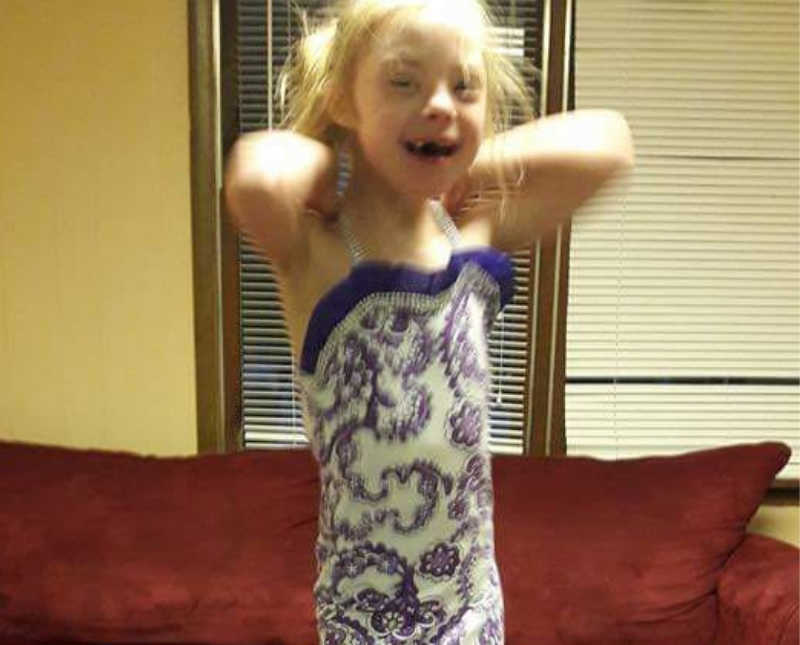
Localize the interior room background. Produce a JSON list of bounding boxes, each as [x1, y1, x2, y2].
[[0, 0, 796, 545]]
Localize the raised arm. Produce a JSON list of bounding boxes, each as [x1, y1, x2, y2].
[[443, 109, 635, 252], [223, 130, 338, 270]]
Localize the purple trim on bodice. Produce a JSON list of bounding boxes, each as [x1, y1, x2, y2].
[[300, 247, 514, 375]]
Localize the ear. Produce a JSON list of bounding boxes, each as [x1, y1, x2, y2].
[[326, 86, 357, 130]]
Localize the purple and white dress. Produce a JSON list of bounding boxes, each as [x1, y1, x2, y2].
[[296, 201, 514, 644]]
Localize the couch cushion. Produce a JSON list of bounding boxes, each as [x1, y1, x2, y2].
[[715, 533, 799, 645], [492, 441, 791, 644], [0, 440, 790, 644], [0, 440, 319, 644]]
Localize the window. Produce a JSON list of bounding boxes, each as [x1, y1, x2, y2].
[[566, 0, 799, 482], [232, 0, 546, 454]]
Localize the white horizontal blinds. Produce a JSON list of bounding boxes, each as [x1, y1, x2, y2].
[[237, 0, 542, 453], [238, 0, 314, 449], [484, 1, 542, 455], [566, 0, 800, 478], [486, 273, 530, 455]]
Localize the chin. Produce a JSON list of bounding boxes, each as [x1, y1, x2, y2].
[[397, 182, 452, 203], [395, 169, 464, 198]]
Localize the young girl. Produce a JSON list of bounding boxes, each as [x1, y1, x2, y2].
[[224, 0, 634, 641]]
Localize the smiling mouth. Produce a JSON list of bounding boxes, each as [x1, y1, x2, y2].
[[404, 140, 459, 158]]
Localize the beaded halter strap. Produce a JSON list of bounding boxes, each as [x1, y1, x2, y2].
[[338, 201, 461, 266]]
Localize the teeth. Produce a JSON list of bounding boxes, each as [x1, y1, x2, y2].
[[405, 140, 456, 156]]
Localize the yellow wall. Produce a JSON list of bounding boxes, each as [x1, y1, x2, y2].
[[0, 1, 196, 456], [0, 2, 796, 547], [748, 503, 799, 548]]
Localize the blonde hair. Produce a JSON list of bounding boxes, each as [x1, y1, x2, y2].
[[277, 0, 538, 208]]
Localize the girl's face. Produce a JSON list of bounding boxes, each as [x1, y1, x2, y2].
[[341, 9, 488, 201]]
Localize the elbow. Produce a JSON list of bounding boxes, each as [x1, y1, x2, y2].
[[223, 136, 284, 218], [224, 130, 287, 190], [617, 136, 636, 171], [580, 109, 636, 170], [604, 110, 636, 169]]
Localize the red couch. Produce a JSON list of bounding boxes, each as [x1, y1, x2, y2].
[[0, 439, 796, 644]]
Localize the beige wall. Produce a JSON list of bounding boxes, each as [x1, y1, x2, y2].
[[748, 503, 799, 548], [0, 2, 797, 546], [0, 1, 196, 456]]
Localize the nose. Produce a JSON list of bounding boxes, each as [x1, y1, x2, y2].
[[422, 83, 456, 121]]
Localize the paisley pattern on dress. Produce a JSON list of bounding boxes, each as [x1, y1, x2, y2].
[[296, 208, 513, 644]]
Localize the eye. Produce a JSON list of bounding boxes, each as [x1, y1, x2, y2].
[[390, 76, 415, 91], [455, 79, 481, 100]]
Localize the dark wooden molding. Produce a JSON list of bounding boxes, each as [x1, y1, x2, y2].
[[770, 478, 800, 496], [527, 0, 571, 457], [762, 484, 799, 506], [188, 0, 239, 454], [521, 1, 548, 457], [220, 0, 243, 453], [528, 234, 556, 457], [550, 0, 575, 457]]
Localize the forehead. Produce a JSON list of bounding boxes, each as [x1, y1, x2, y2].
[[370, 7, 486, 70]]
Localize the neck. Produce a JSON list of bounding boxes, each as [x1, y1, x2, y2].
[[340, 144, 436, 236]]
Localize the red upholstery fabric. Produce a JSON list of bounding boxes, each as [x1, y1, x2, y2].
[[0, 439, 792, 644], [715, 533, 799, 645], [0, 442, 320, 644], [492, 442, 791, 644]]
